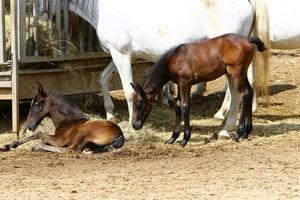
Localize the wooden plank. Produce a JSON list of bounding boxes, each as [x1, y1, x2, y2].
[[0, 94, 12, 100], [18, 0, 26, 63], [0, 71, 12, 76], [0, 81, 12, 88], [19, 64, 104, 75], [11, 0, 20, 136], [63, 0, 69, 54], [55, 0, 62, 51], [33, 0, 39, 56], [0, 0, 6, 63], [20, 51, 110, 63]]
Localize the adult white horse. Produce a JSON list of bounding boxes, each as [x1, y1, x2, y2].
[[211, 0, 300, 138], [38, 0, 269, 138]]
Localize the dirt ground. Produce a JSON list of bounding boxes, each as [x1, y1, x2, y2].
[[0, 50, 300, 199]]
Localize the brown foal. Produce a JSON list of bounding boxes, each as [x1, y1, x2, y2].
[[0, 83, 125, 153], [131, 33, 266, 146]]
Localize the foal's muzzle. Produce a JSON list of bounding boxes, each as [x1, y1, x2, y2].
[[132, 120, 143, 130], [27, 122, 37, 131]]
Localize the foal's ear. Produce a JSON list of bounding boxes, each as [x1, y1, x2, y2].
[[36, 82, 47, 98], [130, 82, 146, 97]]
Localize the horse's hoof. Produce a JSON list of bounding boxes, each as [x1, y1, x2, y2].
[[218, 130, 231, 140], [180, 139, 188, 147], [214, 112, 225, 120], [233, 134, 241, 142], [162, 99, 170, 107], [165, 137, 177, 144], [108, 114, 120, 123]]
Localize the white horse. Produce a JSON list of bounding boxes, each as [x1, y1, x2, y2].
[[211, 0, 300, 138], [38, 0, 269, 138]]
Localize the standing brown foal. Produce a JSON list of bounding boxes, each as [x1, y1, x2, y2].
[[0, 83, 125, 153], [131, 33, 266, 146]]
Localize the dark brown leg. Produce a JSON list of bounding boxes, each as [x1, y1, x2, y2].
[[166, 97, 182, 144], [0, 132, 40, 151], [166, 84, 182, 144], [232, 74, 253, 141], [0, 131, 65, 151], [179, 83, 191, 147]]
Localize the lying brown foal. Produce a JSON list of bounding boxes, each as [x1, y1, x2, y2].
[[1, 83, 125, 153]]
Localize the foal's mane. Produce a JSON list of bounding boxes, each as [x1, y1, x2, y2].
[[48, 92, 87, 120], [143, 47, 177, 85]]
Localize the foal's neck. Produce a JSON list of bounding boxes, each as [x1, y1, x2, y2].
[[48, 93, 86, 129], [143, 61, 170, 102]]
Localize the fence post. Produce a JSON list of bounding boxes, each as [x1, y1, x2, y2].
[[63, 0, 69, 54], [0, 0, 6, 63], [55, 0, 62, 52], [11, 0, 20, 137], [33, 0, 39, 56], [17, 0, 26, 62]]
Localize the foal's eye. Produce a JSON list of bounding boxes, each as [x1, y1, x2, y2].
[[136, 101, 142, 109]]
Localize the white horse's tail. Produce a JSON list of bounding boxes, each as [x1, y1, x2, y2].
[[249, 0, 270, 101]]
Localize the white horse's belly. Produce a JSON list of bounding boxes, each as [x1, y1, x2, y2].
[[266, 0, 300, 49], [98, 0, 253, 61]]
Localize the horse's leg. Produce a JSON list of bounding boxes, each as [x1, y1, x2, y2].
[[99, 61, 118, 120], [166, 85, 181, 144], [34, 132, 67, 147], [232, 73, 253, 142], [214, 63, 257, 121], [179, 83, 192, 147], [192, 82, 207, 98], [162, 82, 173, 106], [32, 144, 71, 153], [109, 45, 134, 122], [247, 63, 257, 113], [217, 74, 240, 140], [214, 85, 231, 120]]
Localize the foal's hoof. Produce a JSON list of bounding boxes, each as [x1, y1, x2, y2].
[[10, 142, 19, 148], [233, 134, 241, 142], [165, 137, 177, 144], [0, 145, 10, 152], [180, 139, 188, 147], [241, 134, 249, 140]]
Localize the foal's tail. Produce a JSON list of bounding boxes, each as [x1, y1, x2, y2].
[[249, 36, 267, 52]]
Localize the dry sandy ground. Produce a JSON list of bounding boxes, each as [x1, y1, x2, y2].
[[0, 50, 300, 199]]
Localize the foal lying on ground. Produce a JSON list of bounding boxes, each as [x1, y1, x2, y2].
[[131, 33, 266, 146], [0, 83, 125, 153]]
